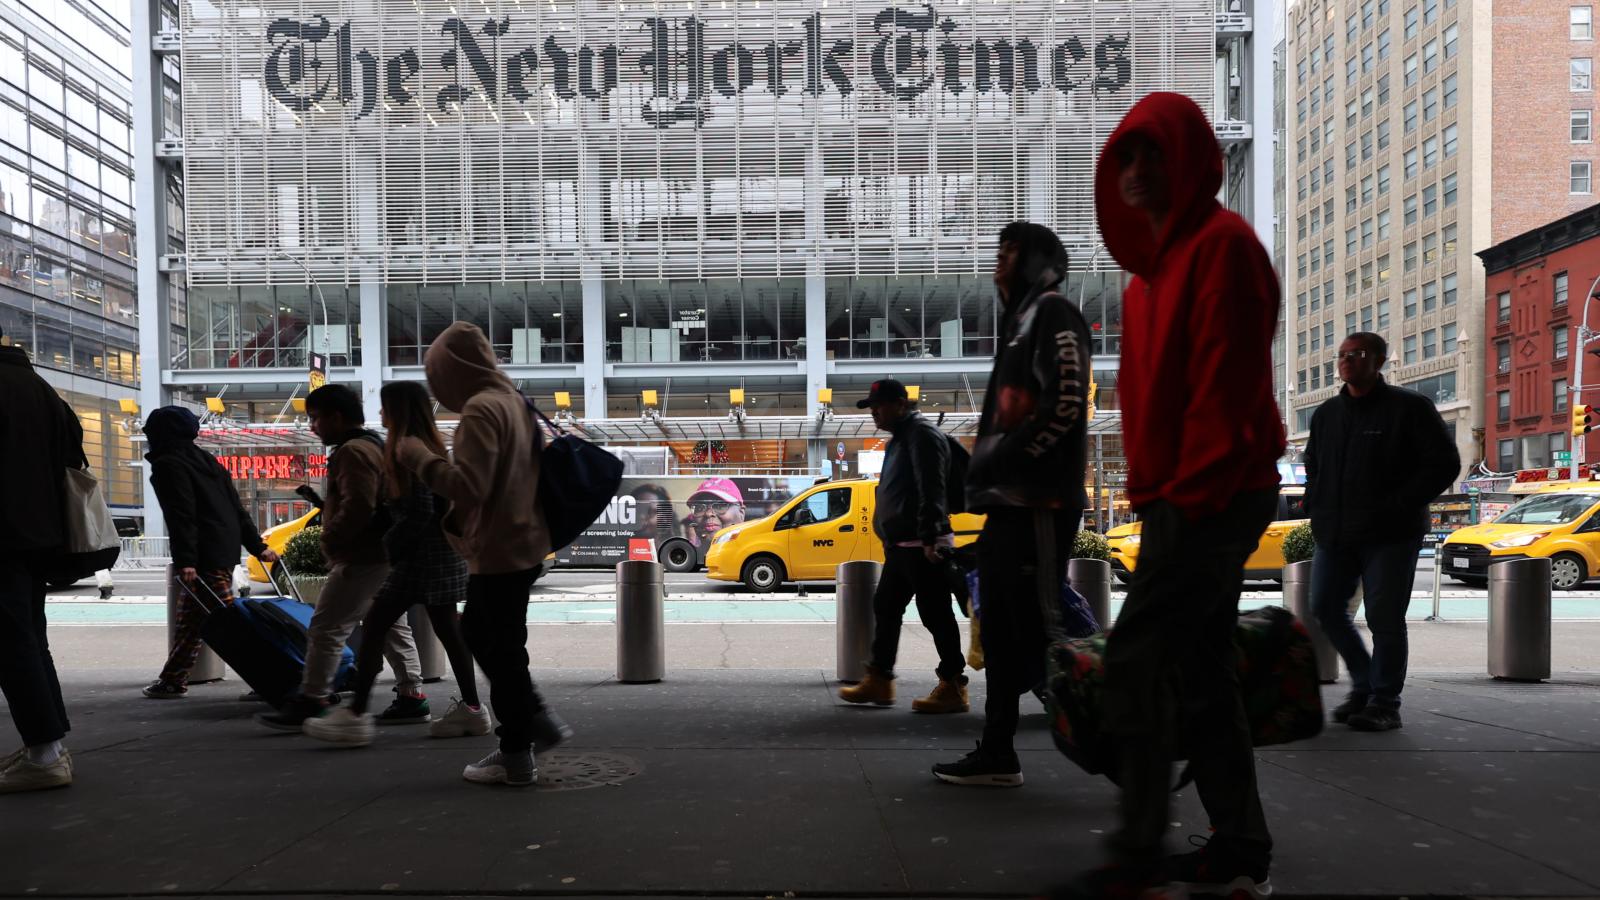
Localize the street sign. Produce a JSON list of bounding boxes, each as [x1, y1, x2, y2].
[[1557, 451, 1573, 463], [308, 352, 327, 390]]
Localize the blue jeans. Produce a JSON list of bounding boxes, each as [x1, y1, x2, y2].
[[1310, 539, 1422, 709]]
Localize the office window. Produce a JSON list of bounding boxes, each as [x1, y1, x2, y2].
[[1575, 5, 1594, 40], [1347, 56, 1358, 86], [1444, 123, 1459, 157], [1443, 73, 1458, 109], [1362, 42, 1375, 73], [1311, 89, 1322, 118], [1405, 4, 1419, 39], [1405, 241, 1419, 271], [1362, 173, 1375, 204], [1573, 160, 1593, 193], [1347, 268, 1359, 295], [1556, 378, 1572, 413], [1443, 272, 1458, 306], [1379, 28, 1392, 59], [1325, 322, 1335, 348], [1378, 73, 1392, 106], [1404, 101, 1419, 136], [1405, 288, 1419, 318], [1362, 217, 1375, 248], [1326, 119, 1336, 146], [1443, 23, 1458, 59], [1497, 291, 1511, 323], [1574, 109, 1593, 142], [1497, 391, 1511, 424], [1347, 99, 1358, 129], [1311, 284, 1322, 311], [1556, 325, 1571, 360], [1574, 58, 1593, 91], [1297, 330, 1307, 357], [1423, 280, 1439, 311], [1443, 222, 1458, 254], [1557, 271, 1571, 306], [1298, 215, 1308, 241], [1311, 248, 1321, 274], [1298, 254, 1309, 278], [1348, 13, 1359, 42], [1379, 164, 1392, 194], [1297, 98, 1308, 125], [1363, 87, 1375, 119], [1442, 322, 1458, 354], [1311, 207, 1321, 234], [1347, 141, 1358, 170], [1362, 130, 1374, 160], [1311, 166, 1321, 192], [1443, 171, 1458, 206], [1297, 136, 1307, 163], [1405, 53, 1419, 87], [1300, 175, 1309, 202], [1497, 340, 1511, 374], [1424, 0, 1438, 23], [1347, 185, 1358, 213], [1347, 226, 1358, 254], [1422, 329, 1437, 359], [1362, 306, 1375, 331], [1423, 38, 1439, 73], [1298, 292, 1309, 316], [1378, 253, 1392, 283], [1325, 238, 1335, 267], [1363, 0, 1376, 29], [1346, 312, 1358, 334], [1362, 261, 1375, 289], [1498, 439, 1514, 470], [1423, 183, 1438, 217], [1378, 209, 1392, 240], [1378, 299, 1391, 329], [1405, 148, 1419, 178], [1298, 58, 1308, 85], [1423, 87, 1439, 121], [1326, 34, 1336, 63], [1405, 193, 1419, 225], [1424, 136, 1440, 169], [1424, 231, 1439, 264], [1404, 335, 1419, 364], [1326, 158, 1335, 183]]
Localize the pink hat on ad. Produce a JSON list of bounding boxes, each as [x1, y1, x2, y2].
[[690, 477, 744, 505]]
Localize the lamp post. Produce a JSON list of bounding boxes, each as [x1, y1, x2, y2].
[[274, 250, 332, 357], [1567, 272, 1600, 483]]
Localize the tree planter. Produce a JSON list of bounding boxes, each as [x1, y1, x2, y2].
[[1281, 559, 1339, 684], [290, 576, 328, 607]]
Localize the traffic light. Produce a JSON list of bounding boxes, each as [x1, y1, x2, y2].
[[1574, 404, 1594, 438]]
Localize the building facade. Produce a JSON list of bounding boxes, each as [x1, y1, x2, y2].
[[0, 0, 141, 510], [1478, 203, 1600, 474], [1282, 0, 1486, 474], [1491, 1, 1600, 245], [132, 0, 1275, 535]]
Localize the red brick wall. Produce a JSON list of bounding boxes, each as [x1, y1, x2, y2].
[[1493, 1, 1600, 245]]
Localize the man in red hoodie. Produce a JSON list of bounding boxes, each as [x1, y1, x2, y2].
[[1061, 93, 1286, 900]]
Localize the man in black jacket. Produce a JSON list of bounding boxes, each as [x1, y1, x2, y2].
[[1306, 332, 1460, 732], [838, 378, 967, 714], [932, 221, 1092, 787], [141, 406, 278, 698], [0, 332, 82, 792]]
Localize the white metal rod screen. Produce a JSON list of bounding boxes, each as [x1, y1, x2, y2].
[[180, 0, 1215, 285]]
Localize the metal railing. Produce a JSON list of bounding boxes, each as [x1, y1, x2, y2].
[[114, 536, 172, 569]]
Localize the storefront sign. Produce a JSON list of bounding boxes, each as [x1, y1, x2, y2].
[[217, 453, 329, 482]]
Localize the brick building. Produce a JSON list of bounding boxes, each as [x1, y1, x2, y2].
[[1478, 202, 1600, 472], [1492, 2, 1600, 245]]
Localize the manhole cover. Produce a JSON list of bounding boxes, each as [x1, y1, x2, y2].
[[536, 751, 642, 792]]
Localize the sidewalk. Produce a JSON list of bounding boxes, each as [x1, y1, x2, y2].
[[3, 622, 1599, 899]]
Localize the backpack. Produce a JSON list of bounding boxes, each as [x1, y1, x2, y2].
[[524, 398, 625, 552], [944, 433, 970, 515]]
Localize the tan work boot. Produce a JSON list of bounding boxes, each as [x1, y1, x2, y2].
[[838, 666, 895, 706], [911, 676, 970, 714]]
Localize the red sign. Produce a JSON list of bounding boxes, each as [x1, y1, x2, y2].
[[217, 453, 328, 482]]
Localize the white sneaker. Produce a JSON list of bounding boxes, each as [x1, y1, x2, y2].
[[0, 747, 23, 773], [302, 708, 376, 747], [0, 750, 72, 793], [429, 698, 492, 738], [463, 749, 535, 786]]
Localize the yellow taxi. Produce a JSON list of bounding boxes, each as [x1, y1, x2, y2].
[[1104, 487, 1308, 584], [247, 507, 320, 583], [1441, 484, 1600, 589], [704, 477, 986, 592]]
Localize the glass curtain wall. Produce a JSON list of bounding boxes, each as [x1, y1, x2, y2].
[[608, 279, 805, 362], [387, 280, 582, 365]]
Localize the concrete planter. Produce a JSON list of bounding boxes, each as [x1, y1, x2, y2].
[[291, 575, 328, 607]]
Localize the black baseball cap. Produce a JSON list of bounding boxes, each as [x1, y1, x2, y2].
[[857, 378, 909, 408]]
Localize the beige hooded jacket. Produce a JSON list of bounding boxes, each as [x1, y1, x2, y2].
[[396, 322, 549, 575]]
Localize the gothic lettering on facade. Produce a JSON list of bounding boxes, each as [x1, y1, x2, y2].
[[261, 4, 1134, 129]]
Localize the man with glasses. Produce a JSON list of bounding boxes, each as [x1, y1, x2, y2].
[[1306, 332, 1459, 732]]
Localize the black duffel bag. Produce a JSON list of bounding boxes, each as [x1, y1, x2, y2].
[[525, 397, 624, 552]]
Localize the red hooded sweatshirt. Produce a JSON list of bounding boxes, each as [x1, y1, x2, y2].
[[1095, 92, 1286, 519]]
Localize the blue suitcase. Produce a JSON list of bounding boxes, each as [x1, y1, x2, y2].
[[186, 580, 357, 707]]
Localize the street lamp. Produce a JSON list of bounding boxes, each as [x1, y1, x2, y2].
[[274, 250, 332, 357], [1568, 272, 1600, 482]]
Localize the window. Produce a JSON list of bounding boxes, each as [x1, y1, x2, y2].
[[1498, 439, 1514, 470], [1404, 334, 1419, 364], [1298, 58, 1308, 85], [1574, 109, 1593, 142], [1300, 175, 1310, 202], [1347, 56, 1358, 86], [1378, 73, 1392, 106], [1574, 58, 1593, 91], [1311, 207, 1321, 235], [1378, 299, 1392, 329], [1363, 42, 1375, 73], [1497, 290, 1512, 323], [1362, 88, 1375, 119], [1312, 284, 1322, 312], [1424, 0, 1438, 24], [1326, 120, 1336, 147], [1424, 136, 1440, 168], [1573, 160, 1593, 193], [1379, 164, 1392, 194], [1326, 35, 1336, 64], [1405, 193, 1419, 225], [1347, 268, 1359, 295], [1297, 97, 1308, 124], [1423, 87, 1439, 121], [1557, 271, 1571, 305], [1405, 4, 1419, 39], [1362, 130, 1374, 160], [1326, 158, 1336, 183], [1325, 239, 1335, 267], [1424, 231, 1439, 263], [1362, 306, 1375, 331], [1497, 340, 1511, 374], [1362, 217, 1375, 248], [1346, 312, 1358, 334], [1422, 329, 1438, 359], [1423, 38, 1439, 73], [1574, 5, 1594, 40], [1443, 171, 1458, 206], [1297, 292, 1309, 316], [1444, 73, 1458, 109], [1443, 23, 1459, 59], [1550, 433, 1568, 462], [781, 487, 852, 529], [1363, 0, 1376, 29], [1377, 119, 1392, 152], [1298, 215, 1308, 241], [1347, 185, 1358, 213], [1348, 13, 1359, 42], [1557, 325, 1571, 359], [1310, 89, 1321, 117], [1404, 100, 1419, 133], [1443, 222, 1458, 254], [1298, 254, 1309, 278], [1498, 391, 1512, 424], [1379, 28, 1392, 59], [1556, 378, 1572, 413], [1297, 136, 1307, 163], [1348, 99, 1359, 127], [1379, 210, 1392, 240], [1423, 183, 1438, 217], [1347, 141, 1358, 170], [1443, 272, 1458, 305], [1405, 241, 1419, 271], [1405, 53, 1419, 87], [1423, 280, 1439, 311], [1347, 226, 1358, 254], [1378, 253, 1392, 282], [1363, 173, 1376, 204], [1405, 288, 1419, 317], [1297, 330, 1307, 356], [1405, 147, 1419, 178], [1311, 166, 1322, 192], [1362, 261, 1375, 289]]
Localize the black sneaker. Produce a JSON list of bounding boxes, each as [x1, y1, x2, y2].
[[142, 681, 187, 699], [1331, 692, 1369, 724], [932, 741, 1023, 787], [255, 694, 330, 732], [1348, 704, 1402, 732], [377, 695, 432, 725], [1160, 836, 1272, 899], [530, 708, 573, 751]]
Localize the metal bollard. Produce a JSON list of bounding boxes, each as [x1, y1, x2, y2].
[[1426, 542, 1445, 622], [835, 560, 881, 683], [1488, 557, 1552, 682], [616, 560, 666, 683], [1067, 557, 1114, 630], [167, 565, 224, 684], [407, 607, 448, 683], [1281, 560, 1340, 684]]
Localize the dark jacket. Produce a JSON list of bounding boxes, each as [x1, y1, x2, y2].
[[321, 430, 389, 566], [1304, 378, 1461, 544], [376, 480, 468, 606], [147, 444, 269, 572], [966, 278, 1092, 512], [1096, 92, 1286, 519], [873, 411, 952, 545], [0, 346, 83, 555]]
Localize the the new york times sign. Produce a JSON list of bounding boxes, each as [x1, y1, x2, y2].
[[260, 6, 1135, 127]]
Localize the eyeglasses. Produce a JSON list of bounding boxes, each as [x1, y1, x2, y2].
[[688, 501, 737, 514], [1337, 349, 1374, 361]]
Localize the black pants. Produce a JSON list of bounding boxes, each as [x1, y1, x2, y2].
[[1102, 490, 1278, 866], [977, 507, 1077, 751], [461, 569, 548, 753], [868, 545, 965, 681], [0, 555, 69, 746], [351, 593, 480, 715]]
